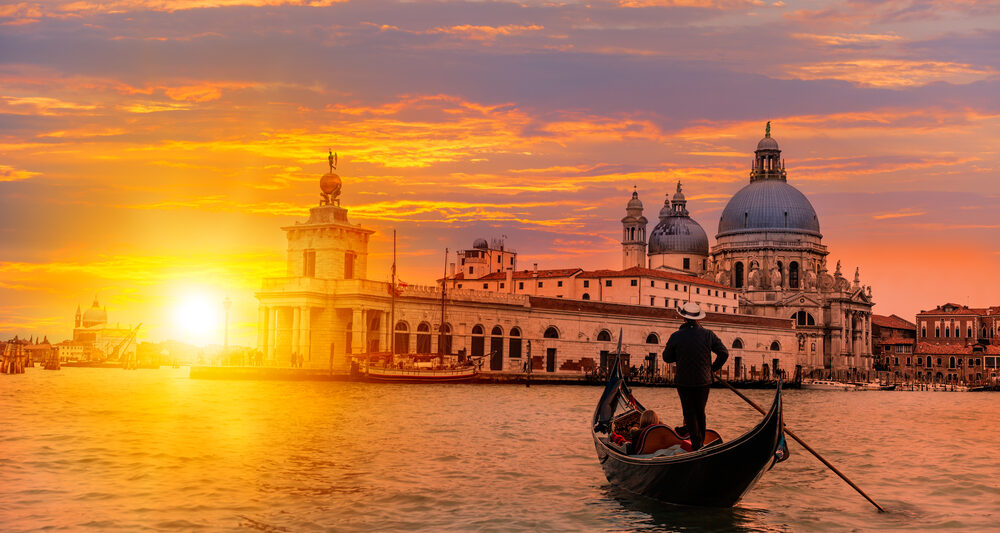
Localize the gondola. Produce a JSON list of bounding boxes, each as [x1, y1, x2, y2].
[[592, 355, 786, 507]]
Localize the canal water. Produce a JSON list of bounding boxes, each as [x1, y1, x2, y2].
[[1, 369, 997, 532]]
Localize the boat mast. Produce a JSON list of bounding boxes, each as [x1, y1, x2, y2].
[[439, 248, 448, 355], [390, 229, 396, 355]]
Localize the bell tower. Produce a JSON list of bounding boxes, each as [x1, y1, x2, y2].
[[621, 187, 648, 269]]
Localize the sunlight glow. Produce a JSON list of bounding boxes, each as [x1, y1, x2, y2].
[[171, 292, 221, 346]]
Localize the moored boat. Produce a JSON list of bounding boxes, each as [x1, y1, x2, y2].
[[592, 355, 786, 507], [800, 379, 853, 391], [361, 365, 476, 383]]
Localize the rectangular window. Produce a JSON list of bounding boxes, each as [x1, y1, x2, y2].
[[605, 280, 612, 287], [461, 258, 465, 265], [630, 279, 638, 287], [557, 281, 563, 287], [583, 280, 590, 288], [650, 297, 655, 306], [303, 250, 316, 277], [344, 252, 355, 279], [986, 357, 996, 368], [683, 258, 690, 269], [510, 257, 514, 265], [499, 282, 505, 289], [684, 286, 688, 292], [723, 292, 727, 298], [696, 287, 701, 294], [650, 280, 655, 287], [469, 267, 474, 275], [483, 283, 488, 289], [538, 282, 543, 288], [458, 284, 463, 288], [518, 282, 524, 290]]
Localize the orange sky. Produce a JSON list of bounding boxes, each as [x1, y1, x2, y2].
[[2, 0, 999, 346]]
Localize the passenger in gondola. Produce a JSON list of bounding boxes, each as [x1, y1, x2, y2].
[[663, 302, 728, 451], [626, 409, 661, 453]]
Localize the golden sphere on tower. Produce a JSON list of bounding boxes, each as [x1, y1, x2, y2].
[[320, 171, 341, 196]]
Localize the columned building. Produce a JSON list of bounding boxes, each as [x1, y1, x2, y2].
[[703, 126, 875, 376], [256, 155, 798, 376]]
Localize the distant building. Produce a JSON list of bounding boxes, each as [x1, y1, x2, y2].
[[71, 299, 138, 361], [912, 303, 1000, 384], [871, 314, 916, 375]]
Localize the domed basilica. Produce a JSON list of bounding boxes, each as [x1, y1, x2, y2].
[[622, 125, 875, 375]]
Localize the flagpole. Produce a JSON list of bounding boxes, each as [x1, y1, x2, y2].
[[390, 229, 396, 355], [439, 248, 448, 356]]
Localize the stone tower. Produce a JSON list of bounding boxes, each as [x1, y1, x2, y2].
[[621, 188, 648, 269]]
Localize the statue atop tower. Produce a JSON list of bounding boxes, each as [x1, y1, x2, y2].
[[320, 149, 342, 206]]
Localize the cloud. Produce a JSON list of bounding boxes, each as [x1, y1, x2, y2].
[[872, 209, 926, 220], [0, 165, 41, 182], [784, 59, 997, 88]]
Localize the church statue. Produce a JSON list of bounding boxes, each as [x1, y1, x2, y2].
[[803, 259, 818, 290], [747, 260, 761, 290], [769, 264, 782, 290]]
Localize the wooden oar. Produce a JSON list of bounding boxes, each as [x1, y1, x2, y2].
[[715, 375, 886, 513]]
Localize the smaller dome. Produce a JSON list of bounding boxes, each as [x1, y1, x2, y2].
[[756, 136, 779, 151], [658, 195, 672, 219], [472, 238, 489, 249], [627, 191, 643, 210], [320, 171, 341, 195]]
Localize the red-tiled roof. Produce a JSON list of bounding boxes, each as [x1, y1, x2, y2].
[[528, 296, 791, 329], [578, 266, 731, 289], [876, 335, 915, 346], [872, 314, 916, 331], [476, 268, 583, 281], [918, 303, 989, 316]]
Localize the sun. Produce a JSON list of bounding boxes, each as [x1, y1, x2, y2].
[[172, 293, 221, 345]]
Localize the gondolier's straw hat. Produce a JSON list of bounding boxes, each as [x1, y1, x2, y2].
[[678, 302, 706, 320]]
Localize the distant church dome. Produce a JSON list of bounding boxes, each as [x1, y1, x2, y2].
[[717, 126, 821, 238], [81, 300, 107, 328], [648, 182, 709, 256], [472, 238, 489, 249]]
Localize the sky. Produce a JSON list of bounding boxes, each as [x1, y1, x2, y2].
[[1, 0, 999, 347]]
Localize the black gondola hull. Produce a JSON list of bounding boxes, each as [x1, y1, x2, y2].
[[592, 364, 784, 507]]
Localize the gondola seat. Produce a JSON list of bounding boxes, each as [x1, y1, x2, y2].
[[636, 425, 723, 454]]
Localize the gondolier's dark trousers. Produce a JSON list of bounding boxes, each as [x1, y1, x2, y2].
[[677, 386, 711, 450]]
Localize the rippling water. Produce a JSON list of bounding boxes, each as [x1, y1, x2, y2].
[[1, 368, 998, 532]]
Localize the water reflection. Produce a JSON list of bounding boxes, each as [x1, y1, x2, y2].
[[600, 484, 782, 533]]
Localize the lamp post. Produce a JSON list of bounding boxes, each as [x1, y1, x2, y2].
[[223, 296, 232, 354]]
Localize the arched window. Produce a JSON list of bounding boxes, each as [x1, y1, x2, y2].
[[582, 293, 590, 300], [544, 327, 559, 339], [734, 261, 744, 288], [416, 322, 432, 354], [438, 324, 452, 355], [921, 327, 926, 338], [489, 326, 504, 371], [645, 333, 660, 344], [791, 311, 816, 326], [596, 330, 612, 342], [769, 341, 781, 351], [949, 356, 956, 369], [789, 261, 799, 289], [471, 324, 485, 357], [732, 338, 744, 349], [394, 321, 409, 354], [509, 327, 522, 358], [967, 326, 972, 338]]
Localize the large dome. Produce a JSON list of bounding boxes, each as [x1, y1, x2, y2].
[[649, 217, 709, 255], [717, 180, 821, 238], [81, 301, 107, 328]]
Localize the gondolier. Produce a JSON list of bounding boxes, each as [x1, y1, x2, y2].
[[663, 302, 728, 450]]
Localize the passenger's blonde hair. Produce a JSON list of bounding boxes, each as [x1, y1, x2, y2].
[[639, 409, 660, 428]]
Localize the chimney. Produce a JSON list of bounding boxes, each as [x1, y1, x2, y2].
[[533, 263, 538, 273]]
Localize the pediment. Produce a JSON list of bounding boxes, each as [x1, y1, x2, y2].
[[778, 292, 823, 308]]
